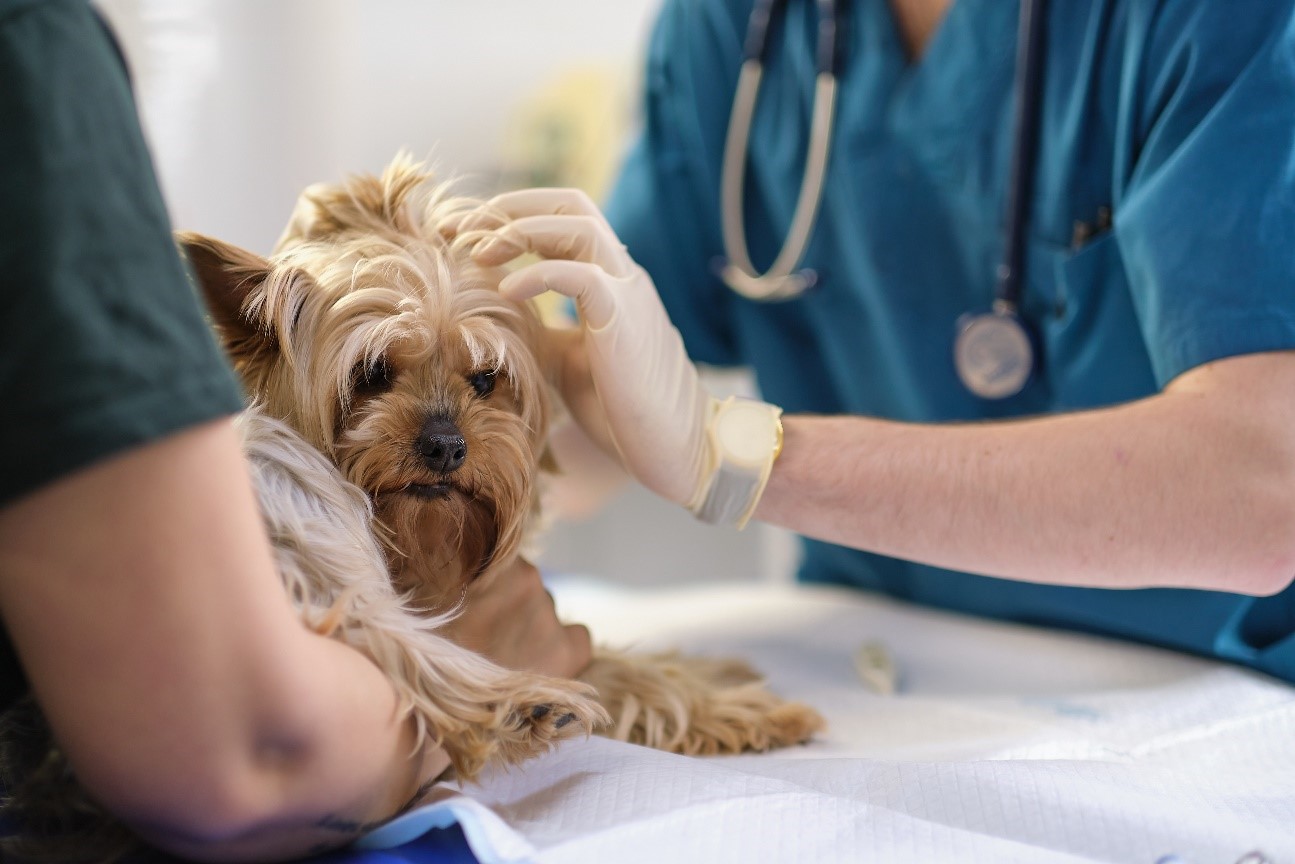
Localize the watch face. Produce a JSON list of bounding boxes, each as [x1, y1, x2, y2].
[[954, 312, 1034, 400], [715, 401, 781, 467]]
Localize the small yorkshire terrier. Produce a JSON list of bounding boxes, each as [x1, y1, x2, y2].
[[180, 153, 824, 758]]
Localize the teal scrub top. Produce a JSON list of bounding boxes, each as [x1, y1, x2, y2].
[[605, 0, 1295, 682]]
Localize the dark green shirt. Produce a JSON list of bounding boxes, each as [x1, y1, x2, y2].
[[0, 0, 244, 712]]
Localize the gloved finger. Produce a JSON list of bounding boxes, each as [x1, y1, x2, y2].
[[486, 188, 605, 221], [467, 214, 624, 270], [437, 202, 510, 241], [499, 259, 617, 329], [474, 214, 634, 276], [442, 188, 603, 240]]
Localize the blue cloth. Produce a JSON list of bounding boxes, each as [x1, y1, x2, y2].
[[313, 825, 478, 864], [0, 808, 478, 864], [0, 806, 478, 864], [605, 0, 1295, 681]]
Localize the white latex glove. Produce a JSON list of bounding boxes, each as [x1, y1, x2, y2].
[[465, 189, 713, 510]]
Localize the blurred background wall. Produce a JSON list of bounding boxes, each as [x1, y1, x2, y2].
[[93, 0, 797, 587]]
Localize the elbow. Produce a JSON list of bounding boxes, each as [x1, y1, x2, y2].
[[1224, 473, 1295, 597], [1239, 544, 1295, 598], [113, 769, 318, 863], [75, 736, 315, 860], [1170, 449, 1295, 596], [1253, 451, 1295, 595], [1237, 557, 1295, 598]]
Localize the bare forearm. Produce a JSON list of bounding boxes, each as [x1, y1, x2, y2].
[[756, 355, 1295, 595]]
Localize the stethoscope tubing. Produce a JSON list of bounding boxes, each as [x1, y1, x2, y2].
[[996, 0, 1048, 314], [720, 0, 842, 300], [720, 66, 836, 300], [720, 0, 1048, 314]]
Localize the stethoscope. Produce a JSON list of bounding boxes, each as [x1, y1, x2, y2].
[[718, 0, 1049, 400]]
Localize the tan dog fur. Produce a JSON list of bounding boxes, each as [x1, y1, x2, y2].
[[181, 154, 825, 759]]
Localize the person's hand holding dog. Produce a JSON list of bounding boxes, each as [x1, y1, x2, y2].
[[442, 557, 592, 678]]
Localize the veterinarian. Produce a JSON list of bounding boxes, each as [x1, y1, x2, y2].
[[0, 1, 589, 860], [473, 0, 1295, 684]]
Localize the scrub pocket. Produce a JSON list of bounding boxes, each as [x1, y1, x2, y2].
[[1037, 232, 1159, 408]]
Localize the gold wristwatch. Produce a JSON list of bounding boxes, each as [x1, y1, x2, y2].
[[689, 396, 784, 529]]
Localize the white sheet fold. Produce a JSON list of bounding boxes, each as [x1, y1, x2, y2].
[[360, 581, 1295, 863]]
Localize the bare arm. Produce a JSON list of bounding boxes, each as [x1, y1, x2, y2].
[[0, 419, 447, 861], [756, 350, 1295, 596], [473, 190, 1295, 597]]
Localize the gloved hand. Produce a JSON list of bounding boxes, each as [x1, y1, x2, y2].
[[460, 188, 782, 527], [465, 188, 711, 509]]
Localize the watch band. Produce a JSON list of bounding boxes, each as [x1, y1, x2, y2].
[[689, 396, 784, 529]]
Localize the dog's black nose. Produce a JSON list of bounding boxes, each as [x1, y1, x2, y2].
[[417, 416, 467, 474]]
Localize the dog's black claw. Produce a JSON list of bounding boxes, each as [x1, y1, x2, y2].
[[530, 704, 552, 721], [555, 712, 576, 729]]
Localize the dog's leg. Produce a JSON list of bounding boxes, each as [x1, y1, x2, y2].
[[581, 649, 824, 756], [242, 409, 609, 781], [333, 608, 609, 781]]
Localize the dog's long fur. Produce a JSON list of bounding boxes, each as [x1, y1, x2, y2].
[[239, 406, 604, 772], [182, 153, 823, 758]]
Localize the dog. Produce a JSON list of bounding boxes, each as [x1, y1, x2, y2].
[[179, 153, 825, 757]]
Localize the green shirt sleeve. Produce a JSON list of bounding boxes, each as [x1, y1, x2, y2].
[[0, 0, 245, 509]]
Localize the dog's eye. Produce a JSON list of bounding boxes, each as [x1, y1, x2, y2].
[[468, 369, 497, 398], [353, 358, 395, 396]]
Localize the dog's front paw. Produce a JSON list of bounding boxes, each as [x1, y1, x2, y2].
[[582, 649, 825, 756], [502, 681, 608, 746], [441, 676, 608, 780], [732, 698, 826, 753]]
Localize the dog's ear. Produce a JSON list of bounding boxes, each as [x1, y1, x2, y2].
[[175, 230, 278, 364]]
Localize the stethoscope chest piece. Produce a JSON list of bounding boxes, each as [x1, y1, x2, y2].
[[953, 0, 1049, 401], [953, 307, 1034, 400]]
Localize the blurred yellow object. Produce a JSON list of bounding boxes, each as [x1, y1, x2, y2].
[[500, 65, 634, 328], [500, 65, 631, 201]]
